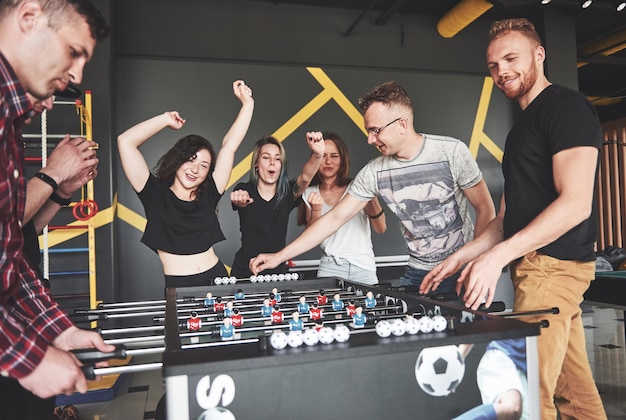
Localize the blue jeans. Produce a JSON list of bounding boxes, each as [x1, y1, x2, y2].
[[398, 267, 459, 296]]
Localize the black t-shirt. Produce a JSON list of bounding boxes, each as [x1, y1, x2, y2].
[[502, 84, 601, 261], [22, 220, 43, 278], [137, 174, 225, 254], [230, 180, 300, 277]]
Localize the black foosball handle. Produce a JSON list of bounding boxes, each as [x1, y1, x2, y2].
[[477, 301, 506, 313], [497, 307, 560, 317], [82, 365, 96, 380], [72, 344, 127, 364]]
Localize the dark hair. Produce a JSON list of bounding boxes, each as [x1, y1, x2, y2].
[[358, 81, 412, 113], [0, 0, 110, 40], [297, 132, 352, 226], [155, 134, 216, 198], [249, 136, 291, 207], [489, 18, 542, 48], [62, 0, 110, 40], [311, 132, 351, 187]]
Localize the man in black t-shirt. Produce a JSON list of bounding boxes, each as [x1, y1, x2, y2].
[[421, 18, 606, 419]]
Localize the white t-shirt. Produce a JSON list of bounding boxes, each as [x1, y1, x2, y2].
[[302, 185, 376, 271]]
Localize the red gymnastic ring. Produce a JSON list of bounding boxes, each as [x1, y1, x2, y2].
[[72, 200, 99, 221]]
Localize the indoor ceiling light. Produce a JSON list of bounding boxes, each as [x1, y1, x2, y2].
[[582, 0, 593, 8], [617, 1, 626, 11], [541, 0, 551, 4]]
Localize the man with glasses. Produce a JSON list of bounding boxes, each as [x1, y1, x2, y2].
[[250, 81, 494, 296]]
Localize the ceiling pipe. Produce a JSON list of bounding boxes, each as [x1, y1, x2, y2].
[[344, 0, 381, 37], [374, 0, 406, 25], [579, 28, 626, 57], [578, 27, 626, 68], [437, 0, 493, 38]]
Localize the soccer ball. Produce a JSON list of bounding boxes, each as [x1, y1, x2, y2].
[[405, 316, 420, 335], [391, 318, 407, 336], [318, 327, 335, 344], [333, 324, 351, 343], [375, 320, 392, 338], [197, 407, 235, 420], [287, 331, 303, 348], [302, 328, 319, 346], [269, 331, 288, 350], [415, 345, 465, 397]]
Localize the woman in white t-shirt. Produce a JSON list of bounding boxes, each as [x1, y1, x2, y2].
[[298, 132, 386, 285]]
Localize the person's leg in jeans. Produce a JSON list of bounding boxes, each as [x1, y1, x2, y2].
[[399, 266, 459, 296]]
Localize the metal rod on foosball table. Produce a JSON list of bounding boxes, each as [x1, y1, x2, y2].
[[153, 302, 404, 324], [187, 310, 415, 337], [97, 295, 202, 309], [79, 301, 204, 315], [86, 334, 263, 379], [76, 309, 167, 319], [89, 362, 163, 378], [100, 325, 165, 336], [214, 291, 368, 310], [493, 307, 559, 317], [105, 335, 165, 346], [192, 288, 349, 306], [181, 338, 259, 350]]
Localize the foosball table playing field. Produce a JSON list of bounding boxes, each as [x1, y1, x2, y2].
[[144, 276, 545, 419]]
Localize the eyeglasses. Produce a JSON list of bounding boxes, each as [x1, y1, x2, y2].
[[366, 117, 403, 136]]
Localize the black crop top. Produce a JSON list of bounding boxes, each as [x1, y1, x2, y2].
[[137, 174, 225, 255]]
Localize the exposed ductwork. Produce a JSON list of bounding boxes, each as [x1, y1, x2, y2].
[[437, 0, 493, 38]]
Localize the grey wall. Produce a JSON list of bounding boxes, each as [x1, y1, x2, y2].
[[53, 0, 577, 302]]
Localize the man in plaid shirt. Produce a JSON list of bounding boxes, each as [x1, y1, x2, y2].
[[0, 0, 111, 404]]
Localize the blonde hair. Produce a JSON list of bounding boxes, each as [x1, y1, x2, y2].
[[489, 18, 542, 49]]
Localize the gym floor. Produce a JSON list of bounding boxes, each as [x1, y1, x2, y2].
[[65, 304, 626, 420]]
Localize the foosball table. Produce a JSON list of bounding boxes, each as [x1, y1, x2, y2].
[[147, 277, 543, 420]]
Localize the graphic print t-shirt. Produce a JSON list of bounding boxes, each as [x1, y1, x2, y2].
[[348, 133, 482, 270]]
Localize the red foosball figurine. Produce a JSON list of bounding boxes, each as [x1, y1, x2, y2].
[[271, 305, 284, 324], [187, 311, 202, 331], [213, 296, 225, 312], [317, 290, 327, 306], [309, 302, 323, 320], [346, 299, 357, 317], [231, 308, 244, 327]]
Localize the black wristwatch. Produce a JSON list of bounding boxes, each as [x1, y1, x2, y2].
[[50, 192, 72, 206]]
